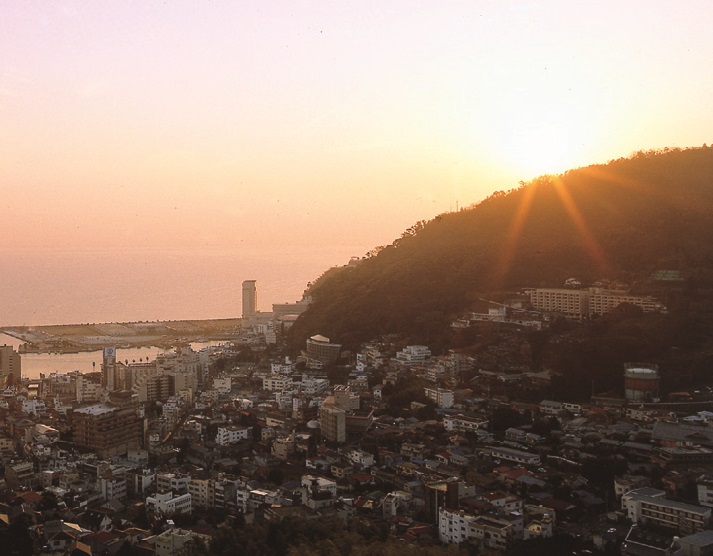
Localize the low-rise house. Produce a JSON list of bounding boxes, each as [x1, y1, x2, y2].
[[443, 414, 489, 433], [489, 447, 541, 466]]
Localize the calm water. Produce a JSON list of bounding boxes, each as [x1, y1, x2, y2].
[[0, 245, 362, 326], [0, 332, 224, 380]]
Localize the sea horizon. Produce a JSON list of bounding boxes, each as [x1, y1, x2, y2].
[[0, 244, 363, 327]]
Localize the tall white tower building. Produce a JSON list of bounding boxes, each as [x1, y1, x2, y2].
[[242, 280, 257, 319]]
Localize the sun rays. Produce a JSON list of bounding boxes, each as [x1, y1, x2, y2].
[[488, 173, 610, 289]]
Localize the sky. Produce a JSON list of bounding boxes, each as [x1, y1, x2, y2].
[[1, 1, 712, 323]]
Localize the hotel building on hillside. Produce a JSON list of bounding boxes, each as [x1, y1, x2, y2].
[[528, 287, 665, 320], [304, 335, 341, 369]]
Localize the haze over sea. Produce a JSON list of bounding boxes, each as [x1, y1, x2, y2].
[[0, 245, 361, 327]]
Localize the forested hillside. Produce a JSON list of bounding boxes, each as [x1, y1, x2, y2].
[[288, 147, 713, 357]]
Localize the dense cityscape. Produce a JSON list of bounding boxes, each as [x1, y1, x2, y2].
[[5, 2, 713, 555], [0, 275, 711, 555]]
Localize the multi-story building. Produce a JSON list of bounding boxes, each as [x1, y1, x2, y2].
[[100, 477, 128, 501], [214, 475, 239, 512], [101, 347, 118, 391], [623, 488, 711, 534], [319, 402, 346, 444], [300, 377, 329, 396], [395, 345, 431, 365], [242, 280, 258, 319], [215, 425, 250, 446], [5, 461, 36, 490], [305, 335, 341, 368], [146, 490, 192, 516], [589, 288, 665, 315], [271, 358, 296, 376], [0, 345, 21, 387], [333, 385, 360, 410], [188, 476, 213, 509], [469, 515, 516, 552], [272, 300, 309, 320], [528, 288, 590, 319], [425, 480, 461, 524], [156, 472, 190, 494], [424, 387, 455, 409], [71, 402, 142, 459], [348, 449, 375, 469], [155, 529, 196, 556], [263, 376, 293, 392], [697, 475, 713, 508], [529, 287, 665, 319], [439, 508, 473, 544]]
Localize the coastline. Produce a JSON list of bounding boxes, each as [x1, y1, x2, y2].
[[3, 317, 242, 355]]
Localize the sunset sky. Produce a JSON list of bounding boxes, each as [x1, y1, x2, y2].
[[2, 1, 713, 323]]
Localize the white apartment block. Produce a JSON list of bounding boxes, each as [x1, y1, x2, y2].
[[215, 426, 250, 446], [263, 376, 294, 392], [100, 477, 127, 501], [146, 491, 192, 516], [271, 358, 296, 375], [348, 449, 375, 469], [439, 508, 473, 544], [301, 475, 337, 499], [424, 387, 454, 409], [623, 488, 711, 534], [395, 345, 431, 365], [236, 487, 280, 513], [300, 377, 329, 395], [439, 509, 517, 551]]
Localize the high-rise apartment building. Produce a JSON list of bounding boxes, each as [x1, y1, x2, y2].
[[319, 402, 346, 444], [71, 401, 142, 458], [242, 280, 257, 319], [101, 346, 117, 391], [0, 345, 21, 387]]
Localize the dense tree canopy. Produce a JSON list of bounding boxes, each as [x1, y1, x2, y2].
[[289, 147, 713, 353]]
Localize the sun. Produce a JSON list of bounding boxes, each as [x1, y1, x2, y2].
[[461, 80, 600, 180], [502, 121, 578, 177]]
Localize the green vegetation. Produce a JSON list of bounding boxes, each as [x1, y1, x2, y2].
[[288, 146, 713, 392], [195, 516, 465, 556]]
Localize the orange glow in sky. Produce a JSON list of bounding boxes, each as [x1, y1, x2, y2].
[[1, 1, 713, 322]]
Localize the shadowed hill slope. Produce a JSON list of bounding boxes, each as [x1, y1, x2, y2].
[[288, 146, 713, 352]]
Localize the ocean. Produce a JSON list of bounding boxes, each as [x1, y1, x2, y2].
[[0, 245, 362, 327]]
